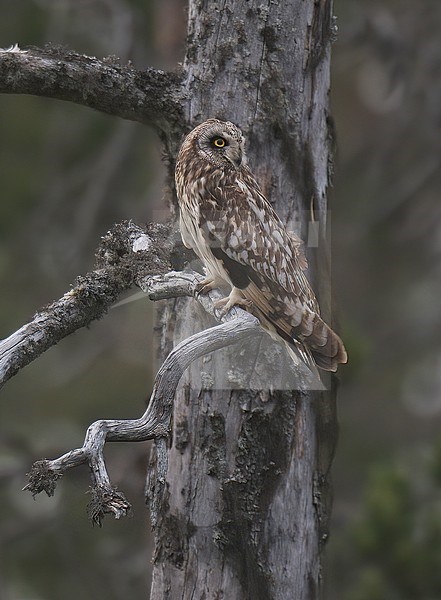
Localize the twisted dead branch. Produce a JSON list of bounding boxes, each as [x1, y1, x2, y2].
[[23, 270, 260, 525]]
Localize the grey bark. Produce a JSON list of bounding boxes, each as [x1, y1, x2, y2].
[[149, 2, 337, 600], [0, 44, 185, 138]]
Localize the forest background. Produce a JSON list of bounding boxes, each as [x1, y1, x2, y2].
[[0, 1, 440, 599]]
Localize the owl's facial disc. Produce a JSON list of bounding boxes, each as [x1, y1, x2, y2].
[[209, 134, 243, 168], [198, 121, 245, 169]]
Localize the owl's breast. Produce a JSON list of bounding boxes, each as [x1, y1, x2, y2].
[[177, 176, 201, 245], [178, 197, 230, 285], [179, 200, 199, 250]]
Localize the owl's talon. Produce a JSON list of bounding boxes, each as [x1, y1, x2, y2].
[[195, 279, 214, 296], [195, 276, 226, 296], [213, 289, 253, 315]]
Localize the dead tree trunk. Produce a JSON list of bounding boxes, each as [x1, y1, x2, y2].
[[149, 2, 338, 599]]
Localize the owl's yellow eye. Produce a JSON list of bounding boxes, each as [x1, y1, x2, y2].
[[213, 137, 226, 148]]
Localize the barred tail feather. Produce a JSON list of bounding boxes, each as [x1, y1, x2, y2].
[[301, 314, 348, 373]]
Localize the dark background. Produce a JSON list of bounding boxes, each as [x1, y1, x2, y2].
[[0, 1, 440, 598]]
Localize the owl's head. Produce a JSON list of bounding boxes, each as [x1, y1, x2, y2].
[[186, 119, 246, 170]]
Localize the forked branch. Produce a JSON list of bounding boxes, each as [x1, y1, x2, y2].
[[24, 272, 260, 525]]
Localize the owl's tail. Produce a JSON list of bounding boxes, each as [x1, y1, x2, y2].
[[299, 313, 348, 373], [242, 280, 347, 374]]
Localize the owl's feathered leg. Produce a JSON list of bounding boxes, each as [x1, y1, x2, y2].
[[213, 286, 253, 315]]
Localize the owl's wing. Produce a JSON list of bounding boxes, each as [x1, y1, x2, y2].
[[199, 176, 347, 371]]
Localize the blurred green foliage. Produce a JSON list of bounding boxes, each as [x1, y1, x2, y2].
[[331, 454, 441, 600], [326, 0, 441, 597]]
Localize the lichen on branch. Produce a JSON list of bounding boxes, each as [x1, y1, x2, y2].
[[0, 221, 174, 389]]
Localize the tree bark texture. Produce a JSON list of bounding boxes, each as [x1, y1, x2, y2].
[[0, 45, 185, 138], [149, 2, 338, 599]]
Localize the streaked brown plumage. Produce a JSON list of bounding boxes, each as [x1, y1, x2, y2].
[[175, 119, 347, 373]]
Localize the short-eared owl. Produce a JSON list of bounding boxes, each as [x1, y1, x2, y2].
[[175, 119, 347, 373]]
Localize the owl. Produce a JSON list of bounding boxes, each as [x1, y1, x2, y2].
[[175, 119, 347, 374]]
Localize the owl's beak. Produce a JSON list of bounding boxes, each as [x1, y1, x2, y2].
[[225, 147, 243, 169]]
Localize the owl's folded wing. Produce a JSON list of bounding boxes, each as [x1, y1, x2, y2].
[[199, 180, 347, 371]]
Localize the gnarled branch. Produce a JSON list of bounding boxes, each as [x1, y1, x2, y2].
[[24, 272, 261, 525], [0, 215, 263, 524], [0, 44, 185, 135]]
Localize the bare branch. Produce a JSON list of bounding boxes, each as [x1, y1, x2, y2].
[[0, 44, 185, 135], [24, 272, 260, 524], [0, 221, 174, 389]]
